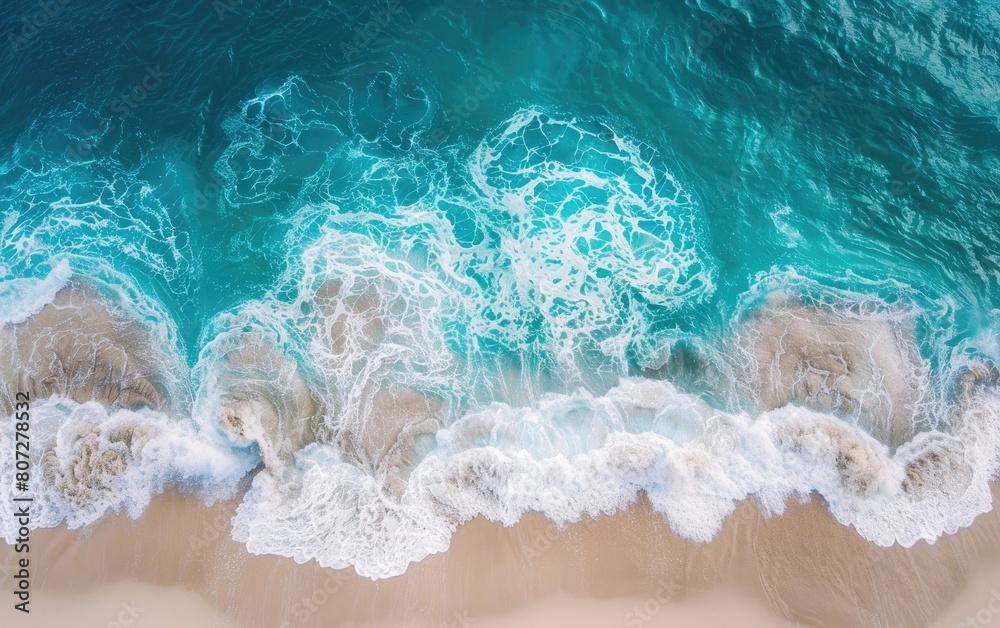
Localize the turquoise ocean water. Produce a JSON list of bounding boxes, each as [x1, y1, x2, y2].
[[1, 0, 1000, 578]]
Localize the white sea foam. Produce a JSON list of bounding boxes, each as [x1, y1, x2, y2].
[[469, 108, 715, 373], [0, 106, 199, 310], [0, 260, 71, 326], [0, 396, 252, 539], [217, 85, 715, 382], [0, 268, 255, 539], [231, 376, 1000, 579], [4, 89, 999, 585], [204, 97, 1000, 579]]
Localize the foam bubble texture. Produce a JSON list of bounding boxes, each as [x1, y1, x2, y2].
[[0, 397, 254, 539], [216, 81, 715, 381], [231, 377, 1000, 578]]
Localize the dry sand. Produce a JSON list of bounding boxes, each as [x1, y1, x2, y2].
[[1, 482, 999, 627]]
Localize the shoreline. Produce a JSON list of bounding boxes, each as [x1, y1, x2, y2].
[[2, 483, 999, 627]]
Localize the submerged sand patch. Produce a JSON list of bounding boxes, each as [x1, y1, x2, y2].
[[736, 294, 928, 449], [0, 283, 170, 414]]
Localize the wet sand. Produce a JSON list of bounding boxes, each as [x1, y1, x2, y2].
[[1, 482, 999, 627]]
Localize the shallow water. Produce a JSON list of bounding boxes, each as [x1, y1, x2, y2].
[[1, 0, 999, 579]]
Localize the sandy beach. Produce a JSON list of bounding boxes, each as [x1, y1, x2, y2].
[[2, 482, 998, 627]]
